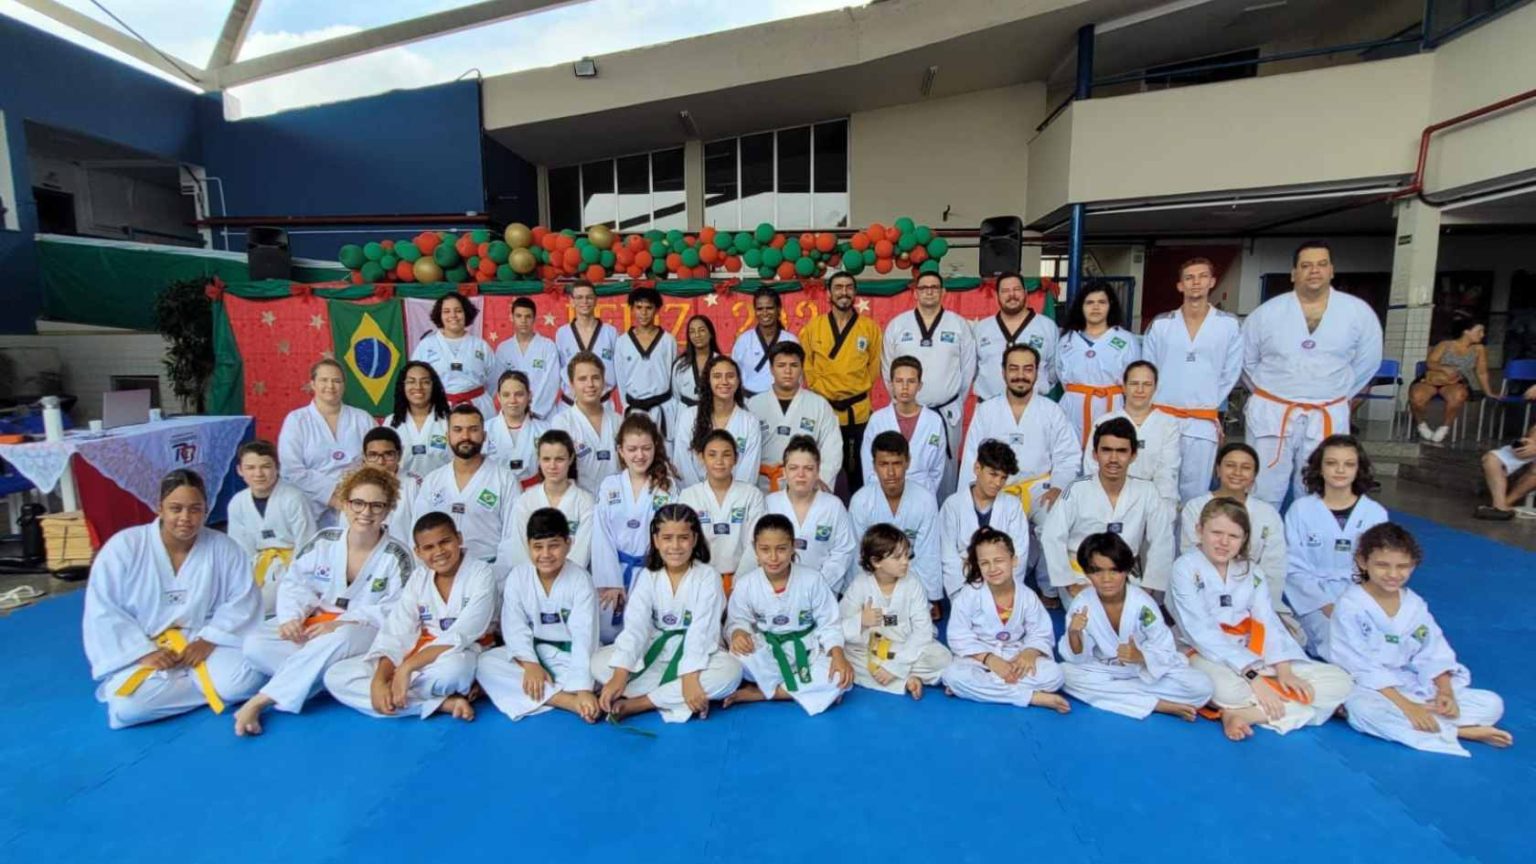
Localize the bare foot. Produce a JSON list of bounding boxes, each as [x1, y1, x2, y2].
[[233, 694, 272, 737], [1154, 700, 1199, 722], [722, 683, 765, 708], [441, 694, 476, 722], [944, 686, 955, 697], [1031, 692, 1071, 714], [1460, 726, 1514, 748], [1221, 710, 1254, 741], [905, 677, 924, 700]]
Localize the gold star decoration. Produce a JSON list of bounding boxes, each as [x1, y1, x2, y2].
[[487, 331, 499, 343], [702, 293, 719, 307], [276, 340, 291, 355], [543, 313, 557, 326], [320, 350, 335, 360], [252, 381, 267, 396], [856, 298, 872, 314], [260, 310, 277, 327], [310, 314, 325, 330]]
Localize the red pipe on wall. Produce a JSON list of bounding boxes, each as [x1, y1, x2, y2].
[[1395, 86, 1536, 201]]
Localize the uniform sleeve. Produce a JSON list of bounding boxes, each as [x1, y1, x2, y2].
[[679, 576, 725, 677], [837, 578, 867, 644], [1056, 594, 1094, 663], [436, 568, 498, 654], [816, 402, 843, 488], [1251, 565, 1305, 664], [911, 497, 944, 602], [1326, 601, 1396, 690], [1283, 506, 1328, 615], [1141, 322, 1163, 373], [1256, 511, 1288, 598], [1153, 427, 1180, 504], [957, 417, 980, 487], [858, 418, 877, 488], [669, 407, 696, 483], [609, 573, 654, 671], [811, 578, 845, 652], [498, 474, 523, 549], [225, 497, 257, 555], [943, 590, 988, 659], [1048, 410, 1084, 491], [890, 582, 939, 673], [564, 573, 600, 692], [194, 543, 261, 647], [82, 544, 156, 680], [1218, 318, 1244, 402], [1410, 607, 1461, 688], [725, 576, 757, 642], [368, 576, 422, 665], [275, 546, 323, 623], [960, 321, 978, 399], [1240, 312, 1262, 390], [1003, 503, 1032, 584], [568, 494, 595, 570], [1141, 496, 1176, 591], [1178, 500, 1199, 556], [1041, 489, 1080, 589], [1019, 590, 1055, 656], [880, 319, 897, 388], [1168, 561, 1260, 673], [821, 504, 857, 595], [502, 580, 536, 664], [589, 495, 622, 590], [733, 417, 762, 485], [801, 322, 824, 393], [939, 499, 966, 597], [278, 413, 332, 510], [1135, 603, 1185, 681], [1350, 303, 1385, 396]]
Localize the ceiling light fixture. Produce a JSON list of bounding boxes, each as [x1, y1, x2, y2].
[[573, 57, 597, 78]]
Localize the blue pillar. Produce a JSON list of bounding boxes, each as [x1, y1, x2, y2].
[[1075, 24, 1095, 101], [1067, 203, 1086, 306]]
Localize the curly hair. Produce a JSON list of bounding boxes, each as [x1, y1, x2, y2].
[[617, 413, 677, 493], [1301, 434, 1374, 497]]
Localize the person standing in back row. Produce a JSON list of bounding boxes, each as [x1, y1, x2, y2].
[[973, 271, 1059, 402], [802, 271, 882, 498], [731, 287, 799, 398], [1241, 240, 1382, 508], [883, 271, 976, 498]]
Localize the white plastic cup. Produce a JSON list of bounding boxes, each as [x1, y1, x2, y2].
[[88, 419, 103, 434], [148, 408, 163, 422]]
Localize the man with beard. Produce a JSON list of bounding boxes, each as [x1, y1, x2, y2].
[[883, 271, 976, 497], [411, 404, 521, 564], [1041, 417, 1174, 601], [802, 271, 882, 497], [959, 344, 1080, 522], [972, 271, 1059, 402]]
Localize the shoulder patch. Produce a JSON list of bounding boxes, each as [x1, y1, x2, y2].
[[384, 540, 415, 579], [295, 526, 343, 559]]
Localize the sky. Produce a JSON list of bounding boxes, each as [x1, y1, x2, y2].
[[0, 0, 858, 117]]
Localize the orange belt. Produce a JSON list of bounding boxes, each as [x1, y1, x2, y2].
[[759, 464, 785, 492], [303, 610, 341, 628], [721, 571, 735, 597], [1250, 387, 1345, 467], [1064, 383, 1123, 446], [1154, 404, 1220, 432], [1220, 617, 1311, 705], [446, 386, 486, 407]]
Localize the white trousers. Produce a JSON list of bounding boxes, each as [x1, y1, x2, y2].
[[1176, 434, 1218, 503], [1061, 662, 1214, 719], [590, 644, 742, 723], [737, 638, 844, 716], [98, 646, 266, 729], [242, 622, 378, 713], [1344, 685, 1504, 757], [323, 650, 480, 719], [940, 655, 1065, 708], [1192, 655, 1351, 734], [476, 644, 586, 721], [1299, 609, 1334, 660], [842, 640, 952, 694]]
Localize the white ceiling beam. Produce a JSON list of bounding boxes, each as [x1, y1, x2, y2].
[[207, 0, 262, 69], [207, 0, 585, 89], [15, 0, 204, 84]]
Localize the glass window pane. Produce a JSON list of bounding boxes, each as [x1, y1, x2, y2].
[[813, 120, 848, 193], [580, 160, 615, 229], [776, 126, 811, 229], [704, 139, 738, 230], [616, 154, 650, 231], [548, 165, 580, 231], [740, 132, 775, 229], [651, 147, 686, 231], [814, 192, 849, 229]]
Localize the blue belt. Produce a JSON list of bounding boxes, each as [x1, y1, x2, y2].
[[614, 550, 647, 626]]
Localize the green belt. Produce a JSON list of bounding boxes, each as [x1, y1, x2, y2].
[[763, 625, 817, 693], [533, 637, 571, 678], [633, 628, 688, 686]]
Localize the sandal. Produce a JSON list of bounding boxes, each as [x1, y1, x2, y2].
[[1474, 506, 1515, 521], [0, 585, 46, 610]]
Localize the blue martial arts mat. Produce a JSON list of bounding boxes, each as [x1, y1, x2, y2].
[[2, 512, 1529, 863]]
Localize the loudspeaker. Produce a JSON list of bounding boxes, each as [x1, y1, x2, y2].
[[247, 226, 292, 280], [978, 215, 1023, 276]]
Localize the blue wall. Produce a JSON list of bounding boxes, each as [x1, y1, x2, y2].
[[0, 15, 202, 333]]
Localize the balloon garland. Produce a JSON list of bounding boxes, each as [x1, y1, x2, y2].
[[335, 219, 949, 284]]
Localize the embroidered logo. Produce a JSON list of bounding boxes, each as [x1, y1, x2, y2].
[[1301, 339, 1316, 350], [772, 614, 790, 626], [430, 435, 447, 449], [799, 418, 816, 432], [814, 524, 832, 542], [1138, 606, 1157, 628], [927, 434, 940, 447], [532, 359, 545, 369], [540, 612, 561, 625], [798, 609, 814, 627], [1411, 625, 1429, 643], [1109, 336, 1127, 350], [370, 577, 387, 592], [652, 494, 670, 510], [1384, 634, 1400, 644], [940, 331, 956, 344], [1028, 335, 1044, 349], [730, 506, 746, 523], [856, 336, 868, 351], [477, 489, 499, 510]]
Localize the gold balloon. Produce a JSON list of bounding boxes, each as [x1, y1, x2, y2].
[[504, 222, 532, 249], [413, 258, 444, 284], [587, 224, 613, 250], [509, 248, 537, 275]]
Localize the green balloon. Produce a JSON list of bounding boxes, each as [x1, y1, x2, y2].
[[466, 256, 481, 272], [497, 264, 515, 281], [681, 247, 701, 268], [758, 265, 776, 279], [396, 241, 421, 263], [734, 231, 756, 252], [434, 244, 461, 267], [380, 253, 399, 270], [560, 228, 577, 237], [488, 241, 510, 263], [360, 261, 385, 282], [842, 249, 863, 270], [927, 237, 950, 258], [599, 250, 616, 268], [894, 216, 916, 235], [919, 260, 941, 275], [445, 266, 469, 283], [666, 229, 685, 248], [651, 259, 668, 276], [644, 230, 663, 242], [743, 249, 762, 268], [898, 233, 918, 253], [782, 240, 801, 260], [363, 242, 384, 261], [470, 229, 491, 244], [338, 244, 366, 269], [754, 222, 775, 244], [649, 241, 668, 259], [580, 245, 600, 265], [915, 225, 934, 245], [761, 248, 783, 269], [794, 257, 815, 277], [438, 233, 459, 249]]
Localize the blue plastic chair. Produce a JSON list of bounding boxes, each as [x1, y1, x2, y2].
[[1360, 358, 1400, 440], [1488, 358, 1536, 437]]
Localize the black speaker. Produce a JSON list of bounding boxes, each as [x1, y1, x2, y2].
[[247, 226, 292, 280], [978, 215, 1023, 276]]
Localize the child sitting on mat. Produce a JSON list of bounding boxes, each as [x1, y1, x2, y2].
[[837, 523, 951, 699]]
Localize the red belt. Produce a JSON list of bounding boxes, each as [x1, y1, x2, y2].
[[446, 386, 486, 407]]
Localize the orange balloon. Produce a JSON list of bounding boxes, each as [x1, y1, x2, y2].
[[666, 253, 683, 271], [562, 247, 581, 268], [815, 232, 836, 253], [555, 233, 575, 251], [627, 265, 643, 278], [416, 233, 441, 254], [395, 261, 415, 281], [897, 253, 911, 269], [478, 242, 490, 258], [629, 235, 646, 252], [799, 232, 815, 249], [875, 239, 894, 259], [530, 226, 548, 244], [683, 235, 696, 248], [850, 232, 870, 252], [724, 255, 742, 273], [350, 270, 365, 285], [776, 261, 795, 280], [868, 223, 887, 243], [700, 226, 716, 245], [381, 239, 395, 250], [474, 269, 492, 283], [585, 264, 607, 283], [769, 234, 786, 249], [692, 265, 710, 278], [455, 235, 476, 258], [699, 243, 719, 265], [635, 251, 653, 269], [874, 257, 894, 274], [616, 249, 634, 267], [478, 257, 498, 276], [909, 245, 928, 264], [540, 233, 558, 252]]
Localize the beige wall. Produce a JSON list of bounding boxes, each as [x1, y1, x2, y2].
[[1425, 2, 1536, 195], [851, 83, 1044, 275], [0, 329, 182, 423]]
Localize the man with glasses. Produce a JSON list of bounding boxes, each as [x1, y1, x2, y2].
[[408, 405, 521, 563], [883, 271, 976, 498], [362, 427, 423, 546]]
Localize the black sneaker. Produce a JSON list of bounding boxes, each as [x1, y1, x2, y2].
[[1475, 505, 1515, 521]]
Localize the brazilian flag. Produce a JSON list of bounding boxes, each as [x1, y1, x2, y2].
[[330, 299, 405, 416]]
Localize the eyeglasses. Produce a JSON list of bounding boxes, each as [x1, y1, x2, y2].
[[363, 452, 400, 464], [346, 498, 390, 515]]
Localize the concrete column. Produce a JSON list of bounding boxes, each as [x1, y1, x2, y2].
[[684, 139, 704, 232], [1381, 198, 1441, 420], [535, 165, 550, 227]]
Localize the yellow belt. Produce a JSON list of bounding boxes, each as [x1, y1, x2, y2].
[[113, 628, 226, 714], [867, 632, 894, 675], [252, 547, 294, 587], [1002, 472, 1052, 515]]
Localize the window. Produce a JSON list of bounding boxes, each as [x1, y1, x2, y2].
[[546, 147, 687, 231], [705, 119, 849, 230]]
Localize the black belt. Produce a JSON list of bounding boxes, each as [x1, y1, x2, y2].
[[679, 394, 700, 408], [827, 391, 869, 426], [626, 389, 673, 437]]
